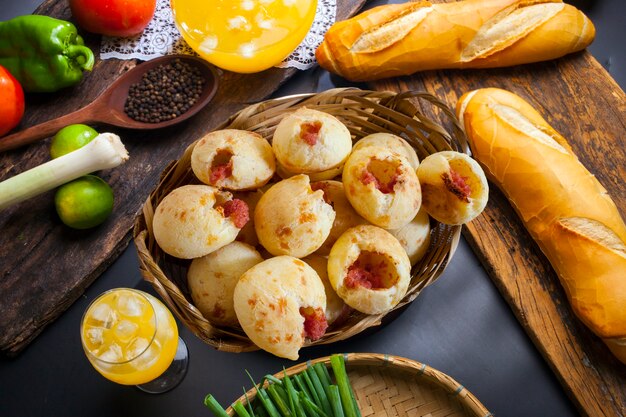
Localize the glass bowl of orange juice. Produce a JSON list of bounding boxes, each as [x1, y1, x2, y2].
[[171, 0, 318, 73]]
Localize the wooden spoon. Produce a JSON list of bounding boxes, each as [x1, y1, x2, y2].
[[0, 55, 219, 153]]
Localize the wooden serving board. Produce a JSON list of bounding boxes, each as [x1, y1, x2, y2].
[[370, 29, 626, 417], [0, 0, 368, 356]]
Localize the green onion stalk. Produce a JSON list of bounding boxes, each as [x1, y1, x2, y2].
[[0, 133, 128, 210], [204, 356, 362, 417]]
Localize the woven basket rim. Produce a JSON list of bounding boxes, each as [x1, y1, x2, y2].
[[224, 352, 491, 417], [133, 87, 467, 354]]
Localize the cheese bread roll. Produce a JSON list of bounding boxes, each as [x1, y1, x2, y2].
[[389, 207, 431, 265], [352, 133, 420, 169], [310, 180, 368, 256], [343, 146, 421, 229], [153, 185, 249, 259], [417, 151, 488, 225], [234, 256, 327, 360], [255, 175, 335, 257], [188, 242, 263, 326], [328, 225, 411, 314], [303, 254, 349, 325], [276, 160, 344, 182], [272, 108, 352, 174], [191, 129, 275, 190]]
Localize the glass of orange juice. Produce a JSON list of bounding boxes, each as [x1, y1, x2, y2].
[[171, 0, 318, 73], [80, 288, 188, 394]]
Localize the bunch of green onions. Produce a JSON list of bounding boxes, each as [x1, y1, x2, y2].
[[205, 354, 362, 417]]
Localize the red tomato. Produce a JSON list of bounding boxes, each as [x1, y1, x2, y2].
[[69, 0, 156, 37], [0, 65, 25, 137]]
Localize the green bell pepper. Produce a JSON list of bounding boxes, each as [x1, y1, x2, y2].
[[0, 15, 95, 93]]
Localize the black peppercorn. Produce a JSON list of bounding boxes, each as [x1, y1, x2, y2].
[[124, 59, 206, 124]]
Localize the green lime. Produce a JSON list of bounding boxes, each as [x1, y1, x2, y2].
[[55, 175, 114, 229], [50, 124, 99, 158]]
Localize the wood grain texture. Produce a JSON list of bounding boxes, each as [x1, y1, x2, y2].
[[369, 26, 626, 417], [0, 0, 368, 356]]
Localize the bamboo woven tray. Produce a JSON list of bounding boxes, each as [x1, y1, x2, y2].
[[133, 88, 467, 354], [225, 353, 491, 417]]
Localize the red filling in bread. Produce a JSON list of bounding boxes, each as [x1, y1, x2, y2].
[[310, 182, 332, 204], [299, 121, 323, 146], [345, 251, 395, 289], [299, 307, 328, 340], [209, 149, 234, 184], [221, 199, 249, 228], [443, 169, 471, 202], [361, 159, 401, 194]]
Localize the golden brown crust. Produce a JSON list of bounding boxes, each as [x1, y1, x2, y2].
[[316, 0, 595, 81], [457, 88, 626, 359]]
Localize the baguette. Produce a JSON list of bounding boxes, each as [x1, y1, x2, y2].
[[456, 88, 626, 364], [316, 0, 595, 81]]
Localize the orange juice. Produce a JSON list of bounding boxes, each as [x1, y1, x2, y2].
[[171, 0, 318, 73], [81, 289, 179, 386]]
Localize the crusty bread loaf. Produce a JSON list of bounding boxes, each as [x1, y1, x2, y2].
[[457, 88, 626, 363], [316, 0, 595, 81]]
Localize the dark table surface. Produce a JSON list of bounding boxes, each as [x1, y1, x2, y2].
[[1, 1, 624, 416]]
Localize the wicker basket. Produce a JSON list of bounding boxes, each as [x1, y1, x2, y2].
[[133, 88, 467, 353], [225, 353, 491, 417]]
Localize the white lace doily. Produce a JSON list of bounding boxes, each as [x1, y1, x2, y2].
[[100, 0, 336, 71]]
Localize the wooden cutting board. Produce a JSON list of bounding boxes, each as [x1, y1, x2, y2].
[[370, 24, 626, 417], [0, 0, 368, 356]]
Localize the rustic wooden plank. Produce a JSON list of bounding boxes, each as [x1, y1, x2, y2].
[[370, 39, 626, 417], [0, 0, 368, 356]]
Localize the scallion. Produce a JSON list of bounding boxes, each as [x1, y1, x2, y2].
[[267, 384, 292, 417], [0, 133, 128, 210], [258, 388, 282, 417], [283, 371, 305, 417], [306, 367, 333, 417], [300, 392, 329, 417], [328, 386, 344, 417], [204, 394, 230, 417], [293, 374, 314, 403], [233, 401, 252, 417], [301, 369, 321, 407], [330, 355, 358, 417]]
